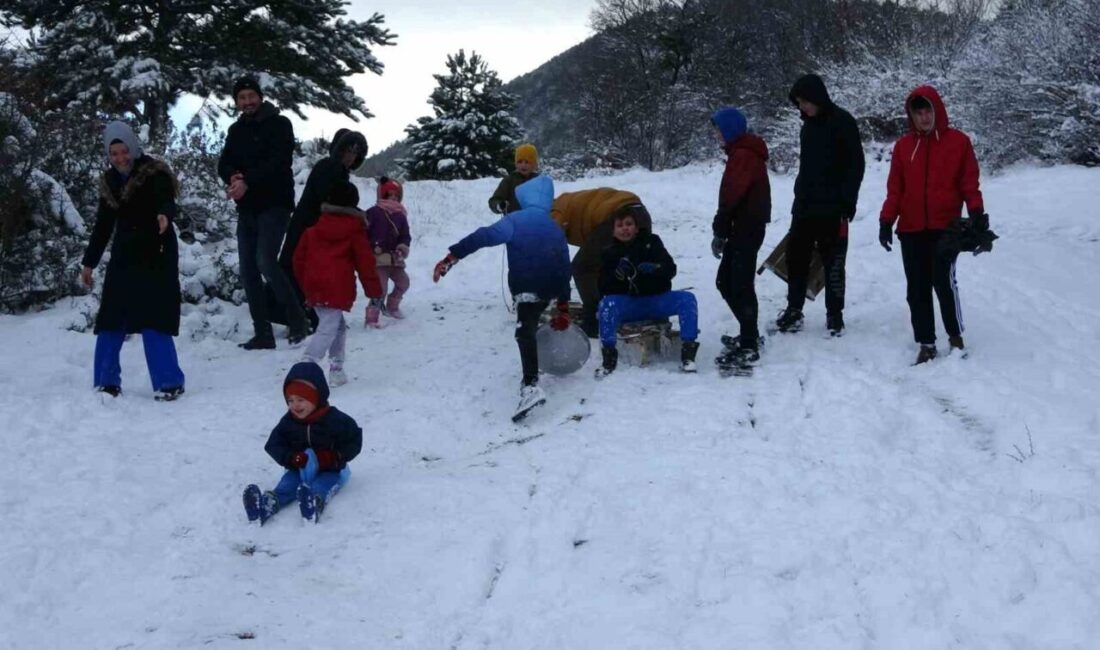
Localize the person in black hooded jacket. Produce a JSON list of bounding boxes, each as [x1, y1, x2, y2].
[[778, 74, 865, 336], [217, 76, 308, 349]]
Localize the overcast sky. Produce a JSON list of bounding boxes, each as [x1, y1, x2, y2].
[[175, 1, 597, 152]]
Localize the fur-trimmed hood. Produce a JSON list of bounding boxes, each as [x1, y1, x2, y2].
[[99, 155, 180, 209]]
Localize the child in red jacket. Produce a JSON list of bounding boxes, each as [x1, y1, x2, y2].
[[293, 181, 383, 385]]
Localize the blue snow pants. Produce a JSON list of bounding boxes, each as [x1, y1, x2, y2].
[[271, 468, 351, 507], [598, 291, 699, 348], [93, 330, 185, 391]]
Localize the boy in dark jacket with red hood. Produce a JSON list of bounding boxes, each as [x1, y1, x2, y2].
[[709, 107, 771, 370], [293, 182, 383, 385], [243, 361, 363, 524], [879, 85, 989, 364]]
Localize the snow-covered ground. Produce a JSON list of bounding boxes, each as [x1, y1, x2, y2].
[[2, 160, 1099, 649]]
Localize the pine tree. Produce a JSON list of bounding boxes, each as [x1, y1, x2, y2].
[[0, 1, 396, 142], [400, 50, 523, 181]]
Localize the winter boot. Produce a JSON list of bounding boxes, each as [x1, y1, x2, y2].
[[154, 386, 185, 402], [915, 344, 938, 365], [513, 382, 547, 422], [385, 293, 405, 319], [243, 485, 279, 525], [680, 341, 699, 373], [96, 385, 122, 398], [239, 334, 276, 350], [329, 362, 348, 387], [365, 299, 382, 329], [595, 346, 618, 379], [297, 483, 325, 523], [721, 334, 765, 351], [826, 312, 845, 337], [949, 335, 965, 352], [287, 327, 308, 347], [716, 341, 760, 376], [775, 308, 804, 333]]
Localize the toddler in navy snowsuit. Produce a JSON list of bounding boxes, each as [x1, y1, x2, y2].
[[596, 212, 700, 375], [243, 361, 363, 524]]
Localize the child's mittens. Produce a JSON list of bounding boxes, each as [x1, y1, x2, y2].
[[314, 449, 342, 472], [288, 450, 309, 469], [300, 448, 320, 483]]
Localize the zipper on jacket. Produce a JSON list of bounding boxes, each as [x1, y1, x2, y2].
[[922, 135, 931, 231], [307, 424, 312, 448]]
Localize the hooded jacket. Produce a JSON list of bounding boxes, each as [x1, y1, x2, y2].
[[450, 175, 572, 302], [788, 75, 865, 220], [880, 85, 984, 233], [551, 188, 649, 246], [217, 101, 296, 213], [264, 362, 363, 470], [711, 108, 771, 239], [280, 129, 368, 268], [292, 204, 383, 311]]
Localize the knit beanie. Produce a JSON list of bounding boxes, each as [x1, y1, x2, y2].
[[284, 379, 319, 407], [232, 76, 264, 100], [378, 179, 402, 201], [327, 181, 360, 208], [515, 143, 538, 165]]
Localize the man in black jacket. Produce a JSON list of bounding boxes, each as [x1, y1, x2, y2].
[[218, 76, 308, 349], [778, 74, 865, 336], [595, 212, 699, 376]]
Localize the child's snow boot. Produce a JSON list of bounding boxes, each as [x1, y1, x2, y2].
[[297, 483, 325, 523], [595, 346, 618, 379], [385, 293, 405, 319], [243, 484, 279, 525], [680, 341, 699, 373]]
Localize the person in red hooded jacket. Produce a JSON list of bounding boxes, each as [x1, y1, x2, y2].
[[879, 85, 990, 364], [709, 106, 771, 371], [293, 181, 383, 385]]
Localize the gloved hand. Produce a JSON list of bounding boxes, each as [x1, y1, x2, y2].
[[489, 198, 507, 214], [711, 236, 726, 259], [879, 222, 893, 252], [396, 244, 410, 261], [549, 301, 571, 331], [636, 262, 660, 274], [969, 210, 990, 233], [613, 257, 634, 281], [314, 449, 341, 472], [288, 450, 309, 469], [299, 448, 319, 484], [433, 254, 458, 282]]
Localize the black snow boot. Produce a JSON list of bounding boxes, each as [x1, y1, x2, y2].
[[680, 341, 699, 373], [827, 312, 845, 337], [775, 308, 804, 333], [915, 344, 938, 365], [239, 334, 276, 350], [596, 346, 618, 378]]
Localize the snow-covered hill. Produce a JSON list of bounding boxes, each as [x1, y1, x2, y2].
[[2, 161, 1099, 649]]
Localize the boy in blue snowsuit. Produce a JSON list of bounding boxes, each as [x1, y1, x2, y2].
[[433, 175, 572, 421], [596, 211, 700, 376], [243, 361, 362, 524]]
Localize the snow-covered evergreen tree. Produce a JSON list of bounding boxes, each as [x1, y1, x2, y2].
[[0, 0, 396, 142], [400, 50, 523, 181]]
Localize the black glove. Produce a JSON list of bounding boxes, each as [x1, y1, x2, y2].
[[711, 236, 726, 259], [489, 198, 507, 214], [879, 222, 893, 252], [969, 210, 990, 233]]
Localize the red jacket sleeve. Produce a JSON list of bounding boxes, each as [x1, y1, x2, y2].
[[879, 139, 905, 225], [959, 135, 984, 215], [352, 227, 383, 299], [712, 151, 754, 237]]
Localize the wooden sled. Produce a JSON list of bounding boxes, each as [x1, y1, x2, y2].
[[542, 302, 680, 366]]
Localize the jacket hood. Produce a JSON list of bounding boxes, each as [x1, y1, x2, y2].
[[906, 85, 950, 135], [711, 107, 747, 144], [284, 361, 330, 406], [728, 132, 769, 160], [314, 204, 368, 241], [103, 120, 144, 163], [515, 174, 554, 212], [789, 74, 833, 114], [330, 129, 368, 171]]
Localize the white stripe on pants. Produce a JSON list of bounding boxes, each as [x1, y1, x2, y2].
[[304, 307, 347, 364]]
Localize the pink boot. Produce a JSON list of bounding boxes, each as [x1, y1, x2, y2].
[[385, 293, 404, 319], [365, 301, 382, 328]]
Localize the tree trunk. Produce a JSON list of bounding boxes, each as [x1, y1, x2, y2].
[[143, 94, 171, 147]]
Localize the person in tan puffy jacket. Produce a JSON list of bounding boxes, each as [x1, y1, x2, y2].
[[550, 188, 652, 336]]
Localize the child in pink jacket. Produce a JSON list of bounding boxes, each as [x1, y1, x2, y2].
[[364, 177, 411, 326]]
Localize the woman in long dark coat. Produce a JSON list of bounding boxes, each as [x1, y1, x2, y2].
[[80, 121, 186, 401]]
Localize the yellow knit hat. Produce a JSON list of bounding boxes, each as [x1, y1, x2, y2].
[[515, 143, 538, 165]]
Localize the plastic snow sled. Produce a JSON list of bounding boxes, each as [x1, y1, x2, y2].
[[536, 323, 591, 376]]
